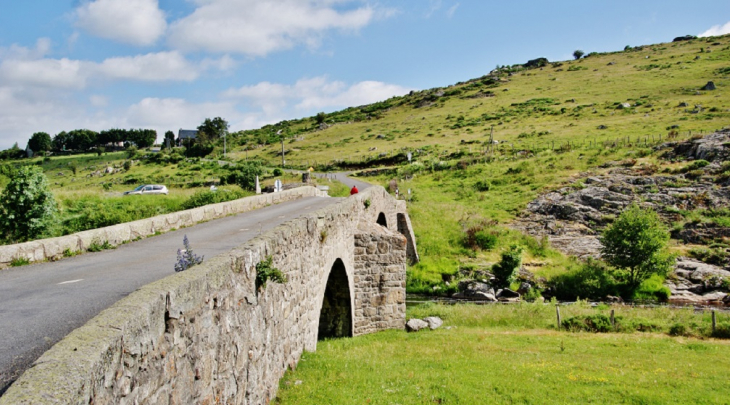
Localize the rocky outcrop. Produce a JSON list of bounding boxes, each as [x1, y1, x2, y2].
[[512, 130, 730, 304]]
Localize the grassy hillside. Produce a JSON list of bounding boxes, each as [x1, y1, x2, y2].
[[229, 35, 730, 297], [234, 35, 730, 167]]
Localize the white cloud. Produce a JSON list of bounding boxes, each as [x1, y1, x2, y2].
[[126, 97, 241, 132], [223, 75, 412, 118], [0, 42, 218, 89], [699, 21, 730, 37], [75, 0, 167, 46], [98, 52, 200, 82], [168, 0, 375, 55]]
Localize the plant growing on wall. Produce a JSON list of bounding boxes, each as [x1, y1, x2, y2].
[[174, 235, 204, 272], [256, 256, 287, 290]]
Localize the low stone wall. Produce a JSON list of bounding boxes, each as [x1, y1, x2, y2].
[[0, 187, 324, 269], [0, 186, 414, 405]]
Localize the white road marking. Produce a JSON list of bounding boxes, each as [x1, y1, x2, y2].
[[58, 279, 83, 285]]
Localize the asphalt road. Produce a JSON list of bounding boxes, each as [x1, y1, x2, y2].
[[0, 195, 341, 395]]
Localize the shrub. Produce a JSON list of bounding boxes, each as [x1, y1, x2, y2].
[[600, 204, 673, 292], [0, 166, 58, 243], [474, 180, 491, 192], [562, 314, 612, 333], [222, 161, 263, 191], [255, 256, 287, 290], [712, 322, 730, 339], [669, 323, 689, 336], [474, 230, 498, 250], [549, 258, 619, 301], [688, 246, 727, 266], [492, 245, 523, 288], [272, 168, 283, 176], [174, 235, 204, 272], [181, 189, 246, 210]]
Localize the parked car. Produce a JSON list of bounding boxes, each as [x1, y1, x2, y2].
[[124, 184, 169, 195]]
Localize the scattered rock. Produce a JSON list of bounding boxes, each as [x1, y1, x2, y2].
[[423, 317, 443, 330], [617, 103, 632, 109], [406, 318, 429, 332], [497, 288, 520, 299], [702, 81, 716, 91]]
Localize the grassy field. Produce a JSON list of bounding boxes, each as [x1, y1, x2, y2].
[[276, 304, 730, 405]]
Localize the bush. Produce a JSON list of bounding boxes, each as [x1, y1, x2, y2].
[[221, 161, 263, 191], [181, 189, 246, 210], [712, 322, 730, 339], [473, 230, 498, 250], [669, 323, 689, 336], [549, 259, 619, 301], [0, 166, 58, 243], [562, 314, 612, 333], [474, 180, 491, 192], [272, 168, 283, 176], [492, 245, 523, 288]]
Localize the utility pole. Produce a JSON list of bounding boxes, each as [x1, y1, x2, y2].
[[277, 129, 284, 167]]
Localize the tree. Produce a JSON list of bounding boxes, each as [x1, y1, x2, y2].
[[573, 49, 585, 60], [600, 204, 674, 290], [197, 117, 229, 144], [0, 166, 58, 243], [222, 161, 263, 191], [27, 132, 52, 154], [492, 245, 523, 288], [315, 112, 326, 125], [164, 130, 175, 148]]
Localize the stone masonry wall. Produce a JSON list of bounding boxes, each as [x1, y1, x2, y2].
[[353, 222, 407, 336], [0, 186, 324, 268], [0, 186, 414, 405]]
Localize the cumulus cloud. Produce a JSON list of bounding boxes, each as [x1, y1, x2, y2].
[[75, 0, 167, 46], [0, 42, 224, 89], [168, 0, 375, 55], [699, 21, 730, 37], [222, 76, 412, 122], [97, 52, 201, 82]]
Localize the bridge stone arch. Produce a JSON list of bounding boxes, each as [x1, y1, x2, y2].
[[376, 212, 388, 227], [0, 186, 416, 405], [318, 258, 353, 339]]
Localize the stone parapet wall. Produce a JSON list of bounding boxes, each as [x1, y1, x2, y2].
[[0, 186, 414, 405], [0, 187, 325, 269]]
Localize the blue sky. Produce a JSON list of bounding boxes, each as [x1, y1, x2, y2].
[[1, 0, 729, 149]]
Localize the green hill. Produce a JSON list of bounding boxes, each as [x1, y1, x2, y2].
[[227, 35, 730, 299]]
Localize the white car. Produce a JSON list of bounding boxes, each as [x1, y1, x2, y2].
[[124, 184, 169, 195]]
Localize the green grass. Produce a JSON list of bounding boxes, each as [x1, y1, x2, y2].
[[276, 304, 730, 404]]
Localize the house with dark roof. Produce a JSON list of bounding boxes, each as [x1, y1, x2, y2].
[[177, 129, 198, 146]]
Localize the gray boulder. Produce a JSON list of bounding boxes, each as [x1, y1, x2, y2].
[[406, 318, 429, 332], [423, 317, 444, 330]]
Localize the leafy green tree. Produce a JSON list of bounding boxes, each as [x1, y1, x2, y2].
[[573, 49, 585, 60], [27, 132, 52, 154], [222, 161, 263, 191], [197, 117, 229, 144], [600, 204, 674, 291], [164, 130, 175, 148], [492, 245, 523, 288], [315, 112, 326, 125], [0, 166, 58, 243]]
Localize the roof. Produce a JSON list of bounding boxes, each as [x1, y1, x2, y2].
[[178, 129, 198, 139]]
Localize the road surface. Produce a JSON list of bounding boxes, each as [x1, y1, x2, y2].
[[0, 195, 340, 395]]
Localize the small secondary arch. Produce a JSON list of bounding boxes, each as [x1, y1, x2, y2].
[[376, 212, 388, 227], [318, 259, 353, 339]]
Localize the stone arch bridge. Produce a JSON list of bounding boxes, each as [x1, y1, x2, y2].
[[1, 186, 418, 404]]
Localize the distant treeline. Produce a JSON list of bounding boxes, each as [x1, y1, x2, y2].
[[52, 128, 157, 151]]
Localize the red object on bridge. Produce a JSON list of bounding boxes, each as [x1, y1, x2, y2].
[[350, 186, 359, 195]]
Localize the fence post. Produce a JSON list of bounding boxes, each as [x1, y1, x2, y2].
[[610, 309, 615, 330], [556, 305, 562, 329]]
